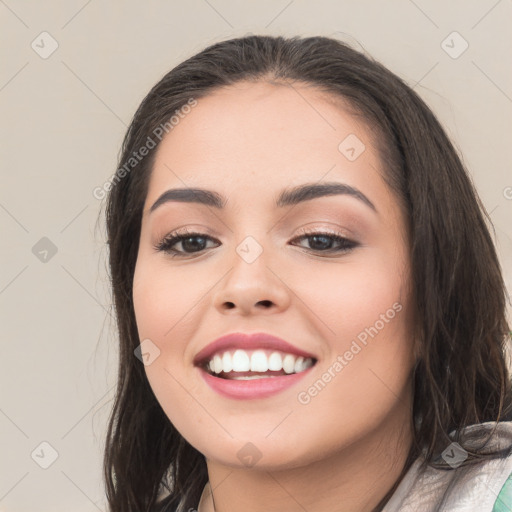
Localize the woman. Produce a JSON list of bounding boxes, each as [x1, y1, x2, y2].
[[101, 35, 512, 511]]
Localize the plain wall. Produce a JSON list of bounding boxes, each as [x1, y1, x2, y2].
[[1, 1, 511, 510]]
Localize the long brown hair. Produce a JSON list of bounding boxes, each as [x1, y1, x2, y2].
[[101, 35, 512, 512]]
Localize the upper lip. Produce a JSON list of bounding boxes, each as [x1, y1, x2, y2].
[[193, 332, 318, 366]]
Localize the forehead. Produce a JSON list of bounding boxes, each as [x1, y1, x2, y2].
[[146, 81, 385, 209]]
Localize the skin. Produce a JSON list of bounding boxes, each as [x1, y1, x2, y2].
[[132, 80, 418, 512]]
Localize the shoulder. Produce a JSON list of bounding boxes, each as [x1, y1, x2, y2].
[[493, 470, 512, 511], [383, 421, 512, 512]]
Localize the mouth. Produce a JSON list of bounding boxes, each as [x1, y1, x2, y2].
[[193, 332, 318, 399], [199, 348, 317, 380]]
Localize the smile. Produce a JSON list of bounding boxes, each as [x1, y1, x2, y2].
[[203, 349, 316, 379], [194, 332, 318, 399], [198, 349, 317, 400]]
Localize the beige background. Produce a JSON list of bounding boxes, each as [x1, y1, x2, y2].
[[0, 1, 511, 510]]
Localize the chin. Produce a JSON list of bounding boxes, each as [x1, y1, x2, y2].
[[195, 434, 319, 471]]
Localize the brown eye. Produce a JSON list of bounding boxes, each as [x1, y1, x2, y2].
[[154, 230, 219, 257], [291, 230, 358, 254]]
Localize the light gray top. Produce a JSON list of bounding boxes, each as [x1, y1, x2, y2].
[[383, 421, 512, 511]]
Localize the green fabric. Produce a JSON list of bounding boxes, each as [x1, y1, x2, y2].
[[493, 472, 512, 511]]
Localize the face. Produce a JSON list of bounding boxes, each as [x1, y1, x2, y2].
[[132, 81, 417, 470]]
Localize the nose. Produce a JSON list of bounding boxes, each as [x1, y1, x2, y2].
[[213, 247, 291, 316]]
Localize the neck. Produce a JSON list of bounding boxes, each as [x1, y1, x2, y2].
[[202, 405, 415, 512]]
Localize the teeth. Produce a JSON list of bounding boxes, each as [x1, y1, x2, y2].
[[205, 349, 315, 376], [222, 351, 233, 372], [283, 354, 295, 374], [231, 374, 275, 380], [250, 350, 268, 372], [232, 349, 250, 372], [268, 352, 282, 371], [213, 354, 223, 374]]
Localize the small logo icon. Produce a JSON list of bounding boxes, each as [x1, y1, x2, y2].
[[441, 441, 468, 468], [31, 441, 59, 469], [236, 442, 262, 467], [134, 338, 161, 366], [31, 31, 59, 59], [338, 134, 366, 161], [32, 237, 58, 263], [441, 32, 469, 59], [236, 236, 263, 264]]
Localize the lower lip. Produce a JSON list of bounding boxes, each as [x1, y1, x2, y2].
[[198, 366, 314, 400]]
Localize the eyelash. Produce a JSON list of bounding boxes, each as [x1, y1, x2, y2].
[[154, 227, 359, 258]]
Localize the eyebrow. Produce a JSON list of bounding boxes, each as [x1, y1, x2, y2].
[[149, 181, 377, 214]]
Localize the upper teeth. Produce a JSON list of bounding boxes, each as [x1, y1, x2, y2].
[[207, 349, 314, 375]]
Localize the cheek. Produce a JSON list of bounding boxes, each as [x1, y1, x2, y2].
[[132, 257, 209, 341], [132, 257, 214, 432], [291, 248, 409, 349], [293, 247, 414, 410]]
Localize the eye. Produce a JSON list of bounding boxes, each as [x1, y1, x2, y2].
[[154, 227, 359, 258], [290, 228, 359, 255], [154, 228, 220, 257]]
